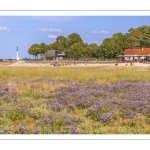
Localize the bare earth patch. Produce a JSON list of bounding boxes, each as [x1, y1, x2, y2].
[[8, 61, 150, 71]]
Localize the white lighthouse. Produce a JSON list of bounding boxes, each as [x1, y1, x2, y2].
[[16, 46, 19, 60]]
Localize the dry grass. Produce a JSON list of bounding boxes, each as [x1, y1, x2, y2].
[[0, 66, 150, 134]]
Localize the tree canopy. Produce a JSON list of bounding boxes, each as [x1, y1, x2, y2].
[[28, 25, 150, 59], [28, 43, 49, 59]]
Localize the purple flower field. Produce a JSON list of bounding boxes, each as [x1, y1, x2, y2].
[[0, 78, 150, 134], [48, 79, 150, 121]]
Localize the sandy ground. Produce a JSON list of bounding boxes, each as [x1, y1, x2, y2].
[[8, 61, 150, 68]]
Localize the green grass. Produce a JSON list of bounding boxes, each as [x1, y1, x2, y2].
[[1, 66, 150, 134], [0, 66, 150, 82]]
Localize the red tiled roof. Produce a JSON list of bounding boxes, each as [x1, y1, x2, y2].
[[124, 48, 150, 55]]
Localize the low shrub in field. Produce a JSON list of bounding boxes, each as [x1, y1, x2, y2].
[[8, 107, 31, 121], [0, 86, 18, 103], [36, 113, 84, 134], [0, 123, 41, 134]]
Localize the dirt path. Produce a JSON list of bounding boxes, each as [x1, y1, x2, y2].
[[7, 61, 150, 68]]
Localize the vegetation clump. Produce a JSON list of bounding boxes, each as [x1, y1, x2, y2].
[[0, 66, 150, 134]]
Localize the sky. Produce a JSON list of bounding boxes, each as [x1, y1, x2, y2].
[[1, 16, 150, 59]]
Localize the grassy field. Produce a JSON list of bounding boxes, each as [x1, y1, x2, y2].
[[0, 66, 150, 134]]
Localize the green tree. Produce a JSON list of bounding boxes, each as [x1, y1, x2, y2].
[[68, 33, 84, 46], [28, 44, 41, 59], [100, 38, 114, 58], [88, 43, 100, 58], [111, 33, 129, 56], [48, 42, 59, 50], [28, 26, 150, 60], [67, 42, 84, 59], [55, 36, 69, 51], [94, 45, 103, 59], [126, 25, 150, 48], [100, 33, 130, 58], [138, 26, 150, 48], [83, 43, 100, 58], [40, 43, 48, 59], [48, 33, 84, 59], [83, 43, 90, 58]]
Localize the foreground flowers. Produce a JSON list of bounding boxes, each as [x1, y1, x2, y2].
[[1, 78, 150, 134]]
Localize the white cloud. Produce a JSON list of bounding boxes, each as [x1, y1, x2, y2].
[[92, 30, 109, 34], [48, 35, 57, 38], [0, 27, 10, 31], [37, 28, 62, 33]]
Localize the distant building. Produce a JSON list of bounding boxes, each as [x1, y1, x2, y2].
[[124, 48, 150, 61], [43, 50, 65, 60]]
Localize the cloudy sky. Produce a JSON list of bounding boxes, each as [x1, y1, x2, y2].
[[0, 16, 150, 59]]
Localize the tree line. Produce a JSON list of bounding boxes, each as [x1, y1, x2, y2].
[[28, 25, 150, 60]]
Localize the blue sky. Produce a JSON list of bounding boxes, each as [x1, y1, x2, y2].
[[0, 16, 150, 59]]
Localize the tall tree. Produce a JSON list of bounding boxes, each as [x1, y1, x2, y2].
[[28, 44, 41, 59], [100, 33, 130, 58], [86, 43, 99, 58], [111, 33, 129, 56], [67, 42, 84, 59], [55, 36, 69, 52], [48, 42, 61, 50], [139, 26, 150, 48], [127, 25, 150, 48], [68, 33, 84, 46], [40, 43, 48, 59], [100, 38, 114, 58]]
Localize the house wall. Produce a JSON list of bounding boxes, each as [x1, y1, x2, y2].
[[44, 50, 65, 60]]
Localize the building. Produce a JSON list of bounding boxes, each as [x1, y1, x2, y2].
[[43, 50, 65, 60], [124, 48, 150, 61]]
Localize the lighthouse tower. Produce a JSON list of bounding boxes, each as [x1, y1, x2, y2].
[[16, 46, 19, 60]]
